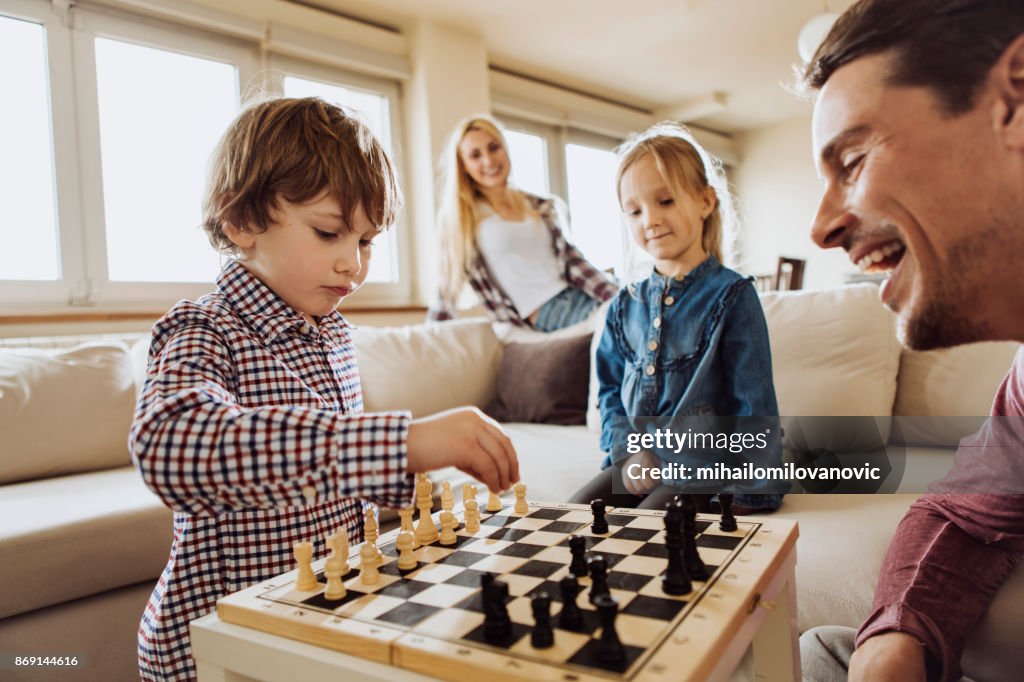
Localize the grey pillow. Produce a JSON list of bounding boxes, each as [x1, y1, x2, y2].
[[486, 333, 593, 425]]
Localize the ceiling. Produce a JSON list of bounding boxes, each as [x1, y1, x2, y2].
[[307, 0, 856, 134]]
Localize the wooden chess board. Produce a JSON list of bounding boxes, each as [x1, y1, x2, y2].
[[217, 501, 798, 682]]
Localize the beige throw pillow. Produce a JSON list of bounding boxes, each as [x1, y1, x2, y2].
[[353, 318, 502, 417], [0, 343, 136, 484]]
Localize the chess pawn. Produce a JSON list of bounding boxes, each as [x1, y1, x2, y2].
[[464, 499, 480, 533], [396, 531, 417, 571], [323, 555, 347, 600], [293, 541, 319, 591], [513, 482, 528, 515], [399, 506, 419, 548], [441, 481, 454, 513], [439, 511, 457, 545], [359, 543, 380, 584], [486, 490, 502, 512]]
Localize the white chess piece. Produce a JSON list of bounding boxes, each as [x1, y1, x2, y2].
[[464, 499, 480, 533], [514, 482, 528, 515], [359, 543, 380, 584], [364, 508, 383, 564], [396, 531, 417, 570], [325, 531, 350, 573], [293, 541, 319, 591], [416, 497, 437, 544], [486, 489, 502, 512], [323, 555, 347, 600], [441, 481, 454, 514], [439, 511, 457, 545], [399, 506, 418, 548], [462, 483, 473, 508]]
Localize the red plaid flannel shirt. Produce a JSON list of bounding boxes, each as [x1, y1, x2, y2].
[[427, 192, 618, 326], [130, 259, 414, 681]]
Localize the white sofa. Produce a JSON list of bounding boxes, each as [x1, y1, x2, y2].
[[1, 284, 1020, 682]]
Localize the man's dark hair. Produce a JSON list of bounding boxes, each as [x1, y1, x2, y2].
[[802, 0, 1024, 114]]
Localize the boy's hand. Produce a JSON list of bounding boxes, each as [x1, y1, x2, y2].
[[622, 449, 661, 495], [407, 407, 520, 493]]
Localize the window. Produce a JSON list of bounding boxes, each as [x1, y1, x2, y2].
[[94, 37, 237, 284], [564, 137, 622, 273], [497, 116, 624, 274], [275, 59, 408, 294], [503, 128, 549, 197], [0, 2, 409, 310], [0, 14, 59, 282]]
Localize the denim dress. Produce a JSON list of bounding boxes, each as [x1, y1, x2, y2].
[[596, 256, 784, 510]]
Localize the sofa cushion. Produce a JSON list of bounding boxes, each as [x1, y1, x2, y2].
[[891, 342, 1020, 446], [353, 318, 502, 417], [0, 467, 173, 619], [486, 333, 592, 425], [761, 286, 900, 452], [0, 343, 137, 485]]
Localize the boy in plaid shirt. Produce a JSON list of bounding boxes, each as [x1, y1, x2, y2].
[[129, 97, 519, 681]]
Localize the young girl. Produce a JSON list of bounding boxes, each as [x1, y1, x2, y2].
[[427, 115, 617, 331], [569, 122, 783, 513]]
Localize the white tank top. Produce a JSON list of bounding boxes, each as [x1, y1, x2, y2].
[[475, 208, 567, 317]]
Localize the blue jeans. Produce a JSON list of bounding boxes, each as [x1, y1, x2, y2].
[[533, 286, 599, 332]]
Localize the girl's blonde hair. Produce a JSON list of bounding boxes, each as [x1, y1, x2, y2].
[[614, 121, 736, 265], [436, 115, 532, 303]]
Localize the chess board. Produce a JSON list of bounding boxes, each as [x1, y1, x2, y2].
[[217, 501, 798, 682]]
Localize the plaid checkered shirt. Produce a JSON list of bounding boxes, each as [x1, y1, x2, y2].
[[427, 192, 618, 326], [130, 259, 415, 681]]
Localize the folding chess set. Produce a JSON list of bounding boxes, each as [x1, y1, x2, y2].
[[217, 477, 798, 682]]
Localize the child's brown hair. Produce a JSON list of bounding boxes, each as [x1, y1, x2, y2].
[[202, 97, 401, 254]]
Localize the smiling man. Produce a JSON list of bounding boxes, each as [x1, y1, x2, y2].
[[796, 1, 1024, 681]]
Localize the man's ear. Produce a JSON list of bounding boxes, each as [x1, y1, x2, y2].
[[994, 33, 1024, 151], [222, 220, 255, 250]]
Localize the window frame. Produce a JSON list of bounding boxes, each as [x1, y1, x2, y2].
[[0, 1, 413, 312], [268, 54, 412, 306]]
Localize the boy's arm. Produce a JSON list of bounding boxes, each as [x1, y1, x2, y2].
[[130, 324, 414, 516]]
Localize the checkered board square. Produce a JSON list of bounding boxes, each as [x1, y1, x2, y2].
[[217, 501, 798, 682]]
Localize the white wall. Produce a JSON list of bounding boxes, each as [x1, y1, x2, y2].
[[733, 113, 855, 290]]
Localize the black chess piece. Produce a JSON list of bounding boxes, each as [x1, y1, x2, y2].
[[530, 592, 554, 648], [568, 534, 588, 577], [558, 574, 585, 631], [662, 501, 691, 595], [682, 497, 711, 581], [591, 499, 609, 534], [719, 493, 738, 532], [587, 553, 610, 604], [593, 594, 626, 665], [481, 573, 512, 643]]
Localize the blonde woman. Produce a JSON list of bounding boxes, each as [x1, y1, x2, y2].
[[427, 115, 617, 330]]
